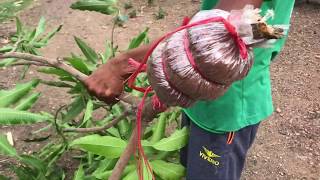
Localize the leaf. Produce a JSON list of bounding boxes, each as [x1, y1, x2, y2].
[[0, 58, 16, 67], [73, 164, 85, 180], [80, 99, 93, 127], [150, 113, 167, 143], [12, 166, 36, 180], [93, 170, 112, 180], [70, 135, 126, 158], [101, 40, 113, 63], [62, 96, 86, 122], [92, 158, 117, 176], [0, 134, 17, 156], [152, 127, 189, 151], [19, 64, 30, 80], [15, 92, 41, 111], [65, 56, 91, 75], [40, 25, 63, 44], [19, 155, 47, 174], [32, 17, 46, 42], [70, 0, 118, 15], [0, 174, 10, 180], [128, 28, 149, 50], [122, 160, 152, 180], [16, 17, 23, 36], [151, 160, 185, 180], [0, 46, 13, 53], [0, 79, 40, 107], [0, 108, 50, 125], [40, 80, 74, 88], [74, 36, 98, 64], [38, 67, 73, 78]]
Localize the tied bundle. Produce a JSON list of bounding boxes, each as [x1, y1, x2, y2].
[[146, 5, 284, 107], [127, 5, 285, 180]]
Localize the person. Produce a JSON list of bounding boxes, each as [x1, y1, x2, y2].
[[85, 0, 295, 179]]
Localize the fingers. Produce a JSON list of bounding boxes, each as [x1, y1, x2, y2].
[[85, 77, 123, 104]]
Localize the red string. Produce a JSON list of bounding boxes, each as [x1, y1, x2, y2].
[[128, 15, 248, 180], [136, 87, 155, 180]]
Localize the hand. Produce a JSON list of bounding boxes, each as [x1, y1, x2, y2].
[[85, 54, 135, 104]]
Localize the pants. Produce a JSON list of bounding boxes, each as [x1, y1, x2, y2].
[[180, 113, 260, 180]]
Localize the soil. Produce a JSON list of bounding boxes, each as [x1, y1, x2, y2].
[[0, 0, 319, 179]]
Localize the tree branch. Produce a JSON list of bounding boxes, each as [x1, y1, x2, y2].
[[63, 110, 130, 133], [0, 51, 162, 180]]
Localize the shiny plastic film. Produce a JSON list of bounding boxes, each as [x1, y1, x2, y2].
[[147, 5, 284, 108]]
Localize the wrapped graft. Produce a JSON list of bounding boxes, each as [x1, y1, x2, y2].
[[147, 5, 284, 107]]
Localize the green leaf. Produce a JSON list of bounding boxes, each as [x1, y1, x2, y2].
[[152, 127, 189, 151], [0, 108, 50, 125], [92, 158, 117, 176], [0, 174, 10, 180], [0, 79, 40, 107], [0, 45, 13, 53], [0, 58, 16, 67], [38, 67, 73, 78], [101, 40, 113, 63], [32, 17, 46, 42], [70, 135, 126, 158], [0, 134, 17, 156], [15, 92, 41, 111], [19, 64, 30, 80], [80, 99, 93, 127], [73, 164, 85, 180], [40, 25, 63, 44], [12, 166, 36, 180], [93, 170, 112, 180], [150, 113, 167, 143], [16, 17, 23, 36], [40, 80, 74, 88], [19, 155, 47, 174], [65, 56, 91, 75], [74, 36, 98, 64], [62, 96, 86, 122], [128, 28, 149, 50], [122, 160, 152, 180], [151, 160, 185, 180], [70, 0, 118, 15]]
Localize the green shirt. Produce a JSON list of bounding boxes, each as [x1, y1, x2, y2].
[[183, 0, 295, 133]]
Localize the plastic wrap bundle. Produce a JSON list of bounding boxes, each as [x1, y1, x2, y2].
[[147, 6, 283, 107]]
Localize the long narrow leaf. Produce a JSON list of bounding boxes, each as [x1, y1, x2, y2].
[[70, 135, 126, 158], [0, 79, 40, 107], [65, 56, 91, 75], [70, 0, 118, 15], [0, 134, 17, 156], [74, 36, 98, 64], [79, 99, 93, 127], [73, 164, 85, 180], [152, 127, 189, 152], [0, 108, 50, 125], [40, 25, 63, 44], [62, 96, 86, 122], [128, 28, 149, 50], [15, 92, 41, 111], [151, 160, 185, 180], [31, 17, 46, 42], [19, 155, 47, 174]]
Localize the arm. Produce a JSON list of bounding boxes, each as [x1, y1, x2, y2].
[[85, 0, 263, 104]]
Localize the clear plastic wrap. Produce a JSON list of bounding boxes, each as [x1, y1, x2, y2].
[[146, 6, 283, 108]]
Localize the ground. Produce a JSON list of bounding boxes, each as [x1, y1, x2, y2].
[[0, 0, 319, 179]]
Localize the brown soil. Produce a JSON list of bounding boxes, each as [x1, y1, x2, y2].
[[0, 0, 319, 179]]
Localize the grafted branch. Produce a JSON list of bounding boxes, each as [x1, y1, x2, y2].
[[0, 51, 160, 180]]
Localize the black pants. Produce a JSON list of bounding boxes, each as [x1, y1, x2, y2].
[[180, 113, 260, 180]]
